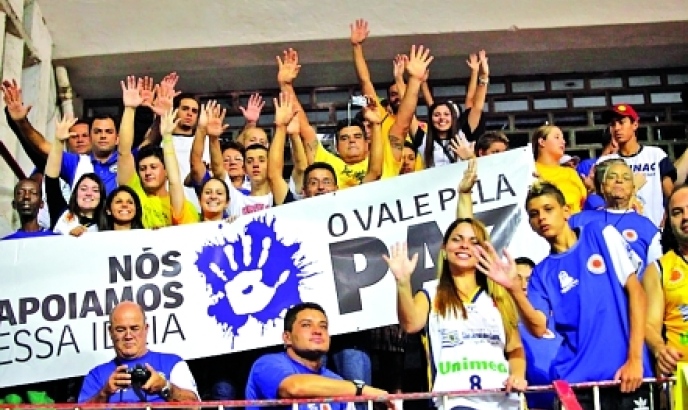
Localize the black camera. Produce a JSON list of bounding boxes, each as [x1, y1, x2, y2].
[[127, 364, 151, 386]]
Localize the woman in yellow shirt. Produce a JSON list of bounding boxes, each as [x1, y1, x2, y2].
[[531, 125, 587, 215]]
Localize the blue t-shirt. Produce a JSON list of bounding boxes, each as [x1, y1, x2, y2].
[[60, 150, 137, 195], [520, 322, 562, 409], [569, 209, 661, 278], [527, 222, 653, 383], [1, 229, 58, 240], [246, 352, 346, 410], [582, 193, 605, 211], [78, 351, 188, 403]]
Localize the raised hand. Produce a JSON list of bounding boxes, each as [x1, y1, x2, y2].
[[206, 102, 229, 138], [274, 92, 297, 126], [393, 54, 407, 81], [2, 79, 32, 120], [473, 242, 521, 291], [197, 100, 213, 129], [120, 76, 143, 108], [160, 108, 180, 136], [276, 48, 301, 86], [239, 93, 265, 124], [466, 53, 479, 71], [55, 113, 78, 142], [350, 19, 370, 45], [382, 242, 418, 286], [286, 108, 300, 135], [147, 73, 181, 117], [478, 49, 489, 77], [405, 45, 434, 81], [362, 96, 382, 124], [450, 134, 476, 161], [160, 72, 179, 93], [140, 76, 155, 107], [458, 158, 478, 193]]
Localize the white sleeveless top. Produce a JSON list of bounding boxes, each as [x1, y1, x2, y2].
[[423, 279, 519, 410]]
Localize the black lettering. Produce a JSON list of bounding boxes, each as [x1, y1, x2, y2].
[[136, 284, 161, 311], [92, 321, 97, 351], [19, 297, 40, 325], [438, 188, 456, 211], [163, 282, 184, 308], [496, 174, 516, 200], [103, 320, 113, 350], [329, 237, 389, 314], [0, 300, 17, 326], [57, 325, 79, 356], [0, 331, 12, 365], [476, 179, 495, 203], [68, 292, 78, 319], [475, 204, 521, 253], [162, 313, 185, 342], [35, 327, 54, 359], [136, 249, 160, 280], [42, 294, 66, 322], [161, 251, 182, 278], [396, 199, 413, 221], [353, 206, 373, 231], [14, 329, 32, 362], [109, 255, 133, 283], [377, 203, 396, 227], [105, 286, 134, 315], [407, 221, 444, 293], [414, 193, 432, 216], [152, 314, 157, 344], [79, 291, 104, 318], [328, 213, 348, 237]]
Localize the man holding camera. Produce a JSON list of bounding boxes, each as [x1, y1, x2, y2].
[[78, 301, 200, 404]]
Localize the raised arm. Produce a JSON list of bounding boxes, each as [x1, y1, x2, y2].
[[160, 108, 185, 216], [117, 76, 143, 186], [361, 97, 383, 183], [140, 73, 180, 148], [465, 50, 489, 133], [269, 93, 297, 205], [464, 53, 480, 109], [287, 107, 307, 193], [2, 79, 51, 158], [46, 115, 77, 179], [388, 45, 434, 161], [206, 102, 230, 181], [392, 54, 407, 99], [237, 93, 265, 143], [350, 19, 377, 99], [189, 101, 210, 185], [456, 159, 477, 218], [276, 48, 319, 156], [384, 243, 429, 334]]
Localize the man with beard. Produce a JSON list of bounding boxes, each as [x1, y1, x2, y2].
[[2, 179, 58, 240], [245, 303, 390, 410]]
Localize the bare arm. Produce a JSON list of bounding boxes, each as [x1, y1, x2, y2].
[[362, 99, 383, 183], [288, 119, 307, 193], [643, 263, 667, 356], [45, 138, 65, 179], [190, 125, 207, 185], [160, 110, 185, 217], [206, 103, 230, 181], [270, 93, 297, 205], [421, 80, 434, 107], [350, 19, 377, 99], [464, 53, 480, 109], [456, 159, 477, 219], [662, 175, 674, 199], [2, 79, 51, 157], [466, 50, 489, 133], [505, 328, 526, 380], [117, 77, 142, 186], [168, 384, 200, 402], [279, 375, 384, 398]]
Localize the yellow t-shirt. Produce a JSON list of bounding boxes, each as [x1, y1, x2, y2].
[[127, 176, 200, 229], [314, 130, 401, 189], [657, 250, 688, 361], [535, 163, 587, 214]]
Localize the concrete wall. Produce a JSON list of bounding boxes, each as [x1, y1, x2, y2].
[[0, 0, 56, 237]]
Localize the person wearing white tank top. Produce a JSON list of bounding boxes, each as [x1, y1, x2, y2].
[[386, 218, 525, 410]]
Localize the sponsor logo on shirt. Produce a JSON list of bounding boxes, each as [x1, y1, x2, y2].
[[629, 163, 656, 174], [438, 358, 508, 375], [440, 329, 461, 348], [558, 271, 579, 294], [242, 203, 270, 215]]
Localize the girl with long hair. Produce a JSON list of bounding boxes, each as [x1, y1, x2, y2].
[[98, 185, 144, 231], [385, 218, 524, 410]]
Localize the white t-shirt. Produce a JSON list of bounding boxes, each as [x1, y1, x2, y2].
[[226, 177, 273, 217]]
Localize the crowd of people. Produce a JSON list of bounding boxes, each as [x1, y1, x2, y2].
[[2, 18, 688, 410]]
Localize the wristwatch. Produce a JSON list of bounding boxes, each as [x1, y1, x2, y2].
[[159, 373, 171, 400], [351, 380, 365, 396]]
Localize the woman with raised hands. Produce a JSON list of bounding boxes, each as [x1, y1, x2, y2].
[[44, 114, 105, 236], [384, 218, 525, 410]]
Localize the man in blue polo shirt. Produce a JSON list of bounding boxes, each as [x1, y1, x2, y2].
[[2, 179, 57, 240], [246, 302, 390, 410], [78, 301, 199, 404]]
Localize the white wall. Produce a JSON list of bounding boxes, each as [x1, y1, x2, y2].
[[0, 1, 56, 237]]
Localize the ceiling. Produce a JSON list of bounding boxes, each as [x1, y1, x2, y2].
[[36, 0, 688, 99]]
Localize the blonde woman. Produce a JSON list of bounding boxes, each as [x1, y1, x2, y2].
[[385, 218, 525, 410]]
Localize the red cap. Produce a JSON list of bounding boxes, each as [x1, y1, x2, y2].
[[601, 104, 639, 123]]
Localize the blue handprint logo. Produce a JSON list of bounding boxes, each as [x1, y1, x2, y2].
[[195, 217, 311, 342]]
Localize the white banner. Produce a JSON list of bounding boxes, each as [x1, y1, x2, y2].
[[0, 147, 545, 387]]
